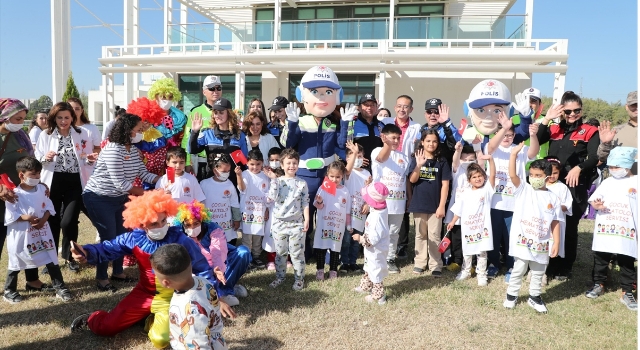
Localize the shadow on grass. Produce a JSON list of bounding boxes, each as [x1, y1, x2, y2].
[[228, 336, 285, 350]]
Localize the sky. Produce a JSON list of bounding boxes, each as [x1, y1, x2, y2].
[[0, 0, 637, 103]]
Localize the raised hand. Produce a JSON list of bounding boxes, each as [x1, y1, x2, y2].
[[545, 104, 564, 122], [472, 134, 482, 144], [529, 122, 539, 136], [437, 104, 450, 124], [454, 141, 463, 152], [513, 92, 532, 116], [598, 120, 617, 144], [346, 140, 359, 155], [285, 102, 300, 123], [415, 149, 428, 167], [340, 103, 358, 122], [498, 111, 512, 130], [477, 153, 492, 161], [511, 142, 525, 155], [191, 113, 204, 132], [264, 167, 277, 179]]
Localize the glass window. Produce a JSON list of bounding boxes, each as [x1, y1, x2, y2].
[[298, 9, 315, 20], [398, 6, 419, 15], [374, 6, 390, 15], [354, 7, 373, 15], [316, 8, 334, 19], [421, 5, 444, 15], [256, 9, 274, 21]]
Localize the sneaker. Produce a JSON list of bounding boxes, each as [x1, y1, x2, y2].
[[269, 278, 284, 288], [413, 267, 425, 275], [25, 283, 56, 293], [527, 295, 548, 313], [620, 292, 638, 311], [447, 262, 461, 272], [351, 264, 364, 274], [585, 284, 604, 299], [286, 261, 293, 269], [503, 294, 517, 309], [233, 284, 248, 298], [487, 265, 498, 279], [3, 290, 23, 304], [478, 278, 488, 287], [339, 264, 351, 273], [328, 271, 338, 280], [365, 294, 387, 305], [504, 268, 513, 284], [387, 260, 400, 274], [68, 260, 80, 273], [316, 270, 325, 281], [71, 313, 90, 331], [456, 271, 471, 281], [253, 258, 266, 269], [396, 248, 408, 260], [266, 262, 276, 271], [292, 280, 304, 291], [220, 294, 239, 307], [431, 271, 442, 278], [555, 275, 568, 282], [56, 288, 74, 302]]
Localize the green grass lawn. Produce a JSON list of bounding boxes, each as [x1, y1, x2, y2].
[[0, 216, 636, 349]]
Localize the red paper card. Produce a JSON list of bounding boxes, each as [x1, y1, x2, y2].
[[230, 150, 248, 166], [166, 167, 175, 183], [321, 176, 336, 195], [458, 119, 468, 136]]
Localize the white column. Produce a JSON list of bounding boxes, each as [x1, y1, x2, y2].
[[378, 70, 386, 108], [525, 0, 534, 44], [102, 74, 109, 123], [388, 0, 396, 47], [235, 71, 246, 113], [124, 0, 139, 104], [274, 0, 281, 41], [107, 73, 115, 121], [51, 0, 71, 103], [180, 2, 188, 44], [552, 39, 568, 103], [164, 0, 173, 46]]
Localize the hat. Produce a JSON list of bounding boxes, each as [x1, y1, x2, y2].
[[359, 93, 376, 105], [203, 75, 222, 89], [269, 96, 289, 111], [607, 146, 637, 169], [468, 79, 512, 109], [523, 87, 541, 101], [300, 66, 341, 90], [425, 98, 442, 110], [212, 98, 232, 111], [0, 98, 28, 123], [627, 91, 637, 105], [361, 182, 389, 210]]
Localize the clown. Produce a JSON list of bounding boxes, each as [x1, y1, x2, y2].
[[281, 65, 357, 258], [69, 191, 230, 349], [461, 79, 533, 149]]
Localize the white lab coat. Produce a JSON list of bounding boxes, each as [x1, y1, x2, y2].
[[35, 128, 92, 189]]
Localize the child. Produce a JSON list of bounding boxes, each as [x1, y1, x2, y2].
[[4, 156, 73, 303], [503, 143, 561, 314], [156, 146, 205, 204], [341, 141, 371, 273], [150, 243, 236, 350], [264, 148, 309, 291], [371, 124, 410, 274], [267, 147, 284, 177], [444, 142, 477, 272], [353, 182, 390, 304], [200, 153, 241, 245], [447, 155, 496, 286], [408, 129, 451, 276], [262, 147, 284, 270], [586, 146, 638, 311], [236, 149, 270, 269], [313, 161, 351, 280]]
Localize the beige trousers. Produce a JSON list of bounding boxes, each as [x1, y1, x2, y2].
[[413, 212, 443, 272]]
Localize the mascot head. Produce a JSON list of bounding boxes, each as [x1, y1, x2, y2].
[[464, 79, 513, 136], [295, 66, 342, 117]]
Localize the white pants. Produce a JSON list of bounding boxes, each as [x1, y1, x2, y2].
[[463, 251, 488, 280], [387, 214, 404, 261], [507, 257, 546, 297]]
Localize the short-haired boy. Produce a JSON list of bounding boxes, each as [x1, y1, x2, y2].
[[586, 146, 638, 310], [156, 146, 205, 204], [151, 243, 235, 350], [4, 156, 73, 303], [370, 124, 410, 274], [264, 148, 309, 291]]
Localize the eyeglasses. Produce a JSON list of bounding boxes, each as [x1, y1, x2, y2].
[[207, 86, 222, 92], [425, 109, 439, 115], [563, 108, 582, 115], [503, 134, 515, 139]]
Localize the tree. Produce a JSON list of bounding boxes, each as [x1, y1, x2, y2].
[[62, 71, 80, 102], [27, 95, 53, 120], [539, 96, 627, 126], [80, 91, 90, 117]]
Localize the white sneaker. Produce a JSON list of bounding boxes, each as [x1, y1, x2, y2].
[[456, 271, 471, 281], [220, 294, 239, 307], [233, 284, 248, 298], [528, 296, 548, 313], [503, 294, 517, 309], [292, 280, 304, 291], [477, 278, 488, 287]]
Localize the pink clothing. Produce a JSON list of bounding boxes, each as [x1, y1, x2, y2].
[[395, 119, 410, 152], [192, 226, 228, 273]]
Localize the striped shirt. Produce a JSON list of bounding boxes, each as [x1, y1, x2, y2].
[[84, 142, 157, 197]]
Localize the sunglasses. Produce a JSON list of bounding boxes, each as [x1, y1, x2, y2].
[[207, 86, 222, 92], [563, 108, 582, 115], [425, 109, 439, 115]]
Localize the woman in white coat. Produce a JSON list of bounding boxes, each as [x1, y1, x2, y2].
[[242, 110, 280, 163], [35, 102, 97, 272]]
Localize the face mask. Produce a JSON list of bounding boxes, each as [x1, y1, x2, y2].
[[610, 168, 629, 179], [185, 225, 201, 238], [269, 161, 280, 169], [216, 171, 230, 181], [24, 177, 40, 187], [529, 176, 547, 190], [354, 157, 364, 169], [158, 99, 172, 111], [146, 225, 169, 240], [131, 132, 143, 143], [5, 123, 22, 132]]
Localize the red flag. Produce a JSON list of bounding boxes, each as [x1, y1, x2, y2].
[[458, 119, 468, 136], [166, 167, 175, 183], [321, 176, 336, 196], [0, 174, 16, 190], [535, 103, 545, 119], [230, 150, 248, 166]]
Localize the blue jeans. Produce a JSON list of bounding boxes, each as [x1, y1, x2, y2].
[[82, 191, 128, 281], [341, 229, 361, 265], [216, 244, 251, 297], [488, 208, 514, 270]]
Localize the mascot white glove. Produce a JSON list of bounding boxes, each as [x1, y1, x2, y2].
[[285, 102, 300, 123], [512, 93, 532, 117], [340, 103, 358, 122]]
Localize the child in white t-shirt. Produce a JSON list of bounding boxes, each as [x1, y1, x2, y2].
[[448, 155, 496, 286], [235, 149, 270, 269], [341, 141, 371, 273], [503, 143, 561, 314], [200, 154, 241, 244], [156, 147, 205, 204], [371, 124, 410, 274], [585, 146, 637, 311]]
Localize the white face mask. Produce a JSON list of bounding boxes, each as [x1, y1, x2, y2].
[[147, 225, 169, 240], [5, 123, 23, 132], [529, 176, 547, 190], [131, 132, 143, 143], [216, 171, 230, 181], [269, 161, 280, 169], [610, 168, 629, 179], [158, 99, 173, 111], [24, 177, 40, 187], [354, 157, 364, 169], [185, 225, 201, 238]]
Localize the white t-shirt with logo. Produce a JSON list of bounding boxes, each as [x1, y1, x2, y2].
[[546, 181, 573, 258], [450, 182, 494, 255], [239, 170, 270, 236], [589, 176, 638, 258], [485, 144, 532, 211], [445, 162, 473, 225], [155, 172, 206, 204], [346, 168, 371, 232], [371, 147, 409, 215], [201, 178, 240, 241], [509, 182, 562, 264], [313, 186, 351, 252]]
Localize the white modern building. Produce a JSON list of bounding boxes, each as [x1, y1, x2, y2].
[[73, 0, 568, 125]]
